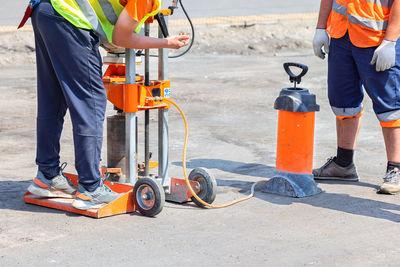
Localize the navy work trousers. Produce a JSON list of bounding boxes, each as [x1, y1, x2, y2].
[[31, 0, 106, 191]]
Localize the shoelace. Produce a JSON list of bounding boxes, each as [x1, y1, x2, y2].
[[322, 157, 335, 168], [99, 182, 113, 193], [60, 162, 68, 172], [315, 157, 336, 176], [58, 162, 77, 190], [383, 168, 400, 183]]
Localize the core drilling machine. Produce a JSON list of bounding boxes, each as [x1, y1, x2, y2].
[[24, 0, 218, 218]]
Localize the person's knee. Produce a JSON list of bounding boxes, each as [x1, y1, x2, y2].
[[332, 106, 364, 120]]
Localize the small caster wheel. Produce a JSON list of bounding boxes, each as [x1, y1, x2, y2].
[[189, 168, 217, 208], [133, 177, 165, 217]]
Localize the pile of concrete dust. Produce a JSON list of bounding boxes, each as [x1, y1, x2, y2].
[[0, 20, 314, 66]]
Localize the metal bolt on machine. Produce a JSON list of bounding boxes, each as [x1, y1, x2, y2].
[[24, 1, 218, 218]]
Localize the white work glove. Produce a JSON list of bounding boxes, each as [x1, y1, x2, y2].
[[312, 28, 330, 59], [370, 39, 397, 72]]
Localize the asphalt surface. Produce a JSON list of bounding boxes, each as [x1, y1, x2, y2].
[[1, 0, 319, 26], [2, 44, 400, 265], [5, 2, 400, 266]]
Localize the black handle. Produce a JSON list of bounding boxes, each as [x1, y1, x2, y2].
[[155, 13, 169, 38], [283, 62, 308, 85]]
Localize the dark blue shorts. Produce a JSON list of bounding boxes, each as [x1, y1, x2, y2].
[[328, 33, 400, 127]]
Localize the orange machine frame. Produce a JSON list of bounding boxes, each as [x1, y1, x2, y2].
[[103, 62, 171, 113]]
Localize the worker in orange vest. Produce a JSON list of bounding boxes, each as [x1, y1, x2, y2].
[[312, 0, 400, 194], [23, 0, 189, 210]]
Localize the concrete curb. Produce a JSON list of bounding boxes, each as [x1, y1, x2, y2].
[[0, 12, 317, 33]]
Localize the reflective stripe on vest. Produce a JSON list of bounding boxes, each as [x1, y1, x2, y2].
[[99, 0, 119, 24], [74, 0, 112, 44], [364, 0, 394, 8], [51, 0, 161, 44], [328, 0, 393, 47], [348, 13, 388, 31], [332, 1, 347, 16]]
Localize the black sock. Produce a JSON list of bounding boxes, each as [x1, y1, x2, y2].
[[333, 147, 354, 167], [387, 161, 400, 173]]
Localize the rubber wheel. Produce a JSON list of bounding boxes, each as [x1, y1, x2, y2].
[[189, 168, 217, 208], [133, 177, 165, 217]]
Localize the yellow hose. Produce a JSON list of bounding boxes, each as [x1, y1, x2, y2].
[[164, 99, 267, 209]]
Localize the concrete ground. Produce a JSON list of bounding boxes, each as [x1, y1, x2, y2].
[[1, 20, 400, 267]]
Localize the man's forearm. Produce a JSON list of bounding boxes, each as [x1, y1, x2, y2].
[[113, 9, 169, 49], [317, 0, 333, 28], [385, 0, 400, 41], [114, 33, 169, 49]]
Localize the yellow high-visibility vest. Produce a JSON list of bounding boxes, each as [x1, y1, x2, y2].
[[50, 0, 161, 44]]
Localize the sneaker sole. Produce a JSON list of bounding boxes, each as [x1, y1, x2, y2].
[[71, 199, 105, 210], [378, 186, 400, 195], [27, 184, 74, 199], [314, 176, 359, 182]]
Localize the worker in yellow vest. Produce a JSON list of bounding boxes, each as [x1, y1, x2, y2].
[[25, 0, 189, 210], [312, 0, 400, 194]]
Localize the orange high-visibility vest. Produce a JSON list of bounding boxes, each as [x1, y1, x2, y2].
[[327, 0, 394, 47]]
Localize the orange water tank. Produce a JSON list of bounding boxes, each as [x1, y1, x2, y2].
[[274, 63, 320, 175]]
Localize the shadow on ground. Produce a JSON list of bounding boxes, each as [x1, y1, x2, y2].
[[0, 180, 65, 214], [174, 158, 400, 223], [2, 159, 399, 222]]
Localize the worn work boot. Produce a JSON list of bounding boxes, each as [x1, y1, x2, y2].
[[72, 183, 121, 210], [313, 157, 359, 182], [27, 169, 77, 198], [378, 168, 400, 194]]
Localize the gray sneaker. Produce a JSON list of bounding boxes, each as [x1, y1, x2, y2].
[[313, 157, 359, 181], [27, 169, 77, 198], [378, 168, 400, 194], [72, 183, 121, 210]]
